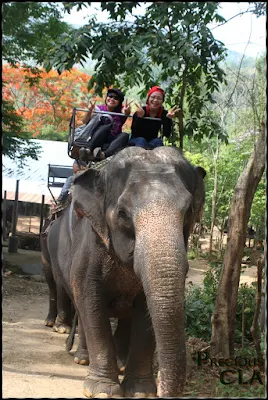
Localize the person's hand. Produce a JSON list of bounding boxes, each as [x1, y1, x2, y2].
[[87, 99, 96, 116], [83, 99, 96, 124], [122, 99, 133, 115], [167, 105, 181, 119], [134, 101, 145, 118]]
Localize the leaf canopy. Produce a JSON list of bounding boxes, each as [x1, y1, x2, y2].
[[42, 2, 229, 143]]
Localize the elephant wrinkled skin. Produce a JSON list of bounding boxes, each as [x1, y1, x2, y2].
[[41, 146, 206, 398]]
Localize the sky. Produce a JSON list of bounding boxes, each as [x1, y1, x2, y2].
[[63, 2, 266, 59]]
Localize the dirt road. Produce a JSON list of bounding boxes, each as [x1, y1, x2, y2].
[[2, 275, 87, 398], [2, 256, 258, 398]]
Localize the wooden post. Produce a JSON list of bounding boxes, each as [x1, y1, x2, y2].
[[8, 180, 19, 253], [29, 212, 32, 233], [39, 195, 45, 235]]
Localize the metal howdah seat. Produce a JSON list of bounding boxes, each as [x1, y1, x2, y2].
[[47, 164, 73, 204], [67, 107, 174, 161]]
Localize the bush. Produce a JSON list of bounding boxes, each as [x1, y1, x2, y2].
[[18, 232, 41, 251], [235, 283, 256, 342], [38, 125, 67, 141], [185, 262, 256, 344]]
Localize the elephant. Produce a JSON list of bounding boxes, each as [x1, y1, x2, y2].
[[41, 146, 206, 398], [41, 218, 75, 333]]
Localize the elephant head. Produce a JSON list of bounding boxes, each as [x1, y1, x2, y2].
[[72, 146, 206, 396]]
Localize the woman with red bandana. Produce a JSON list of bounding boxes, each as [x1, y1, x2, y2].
[[129, 86, 180, 149]]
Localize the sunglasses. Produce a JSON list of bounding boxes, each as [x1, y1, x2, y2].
[[107, 93, 120, 100]]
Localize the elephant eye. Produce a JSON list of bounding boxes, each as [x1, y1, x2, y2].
[[118, 208, 129, 220], [117, 208, 133, 230]]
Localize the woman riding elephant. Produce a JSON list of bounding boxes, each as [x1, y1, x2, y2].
[[129, 86, 180, 149], [41, 146, 206, 398], [79, 88, 132, 161]]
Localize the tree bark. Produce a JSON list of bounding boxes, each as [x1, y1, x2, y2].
[[210, 122, 265, 358]]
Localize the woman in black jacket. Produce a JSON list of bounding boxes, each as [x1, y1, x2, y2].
[[129, 86, 180, 149]]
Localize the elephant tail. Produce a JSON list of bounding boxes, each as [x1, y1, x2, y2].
[[66, 312, 78, 352]]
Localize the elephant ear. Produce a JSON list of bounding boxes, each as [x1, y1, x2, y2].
[[193, 166, 206, 223], [72, 168, 109, 249]]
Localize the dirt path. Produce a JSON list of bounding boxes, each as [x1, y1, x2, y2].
[[2, 276, 86, 398], [2, 257, 259, 398]]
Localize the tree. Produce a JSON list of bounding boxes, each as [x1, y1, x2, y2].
[[2, 2, 74, 161], [2, 2, 73, 67], [209, 54, 266, 357], [190, 54, 266, 252], [248, 2, 266, 17], [43, 2, 228, 148], [2, 64, 101, 138], [2, 98, 41, 166], [210, 122, 265, 357]]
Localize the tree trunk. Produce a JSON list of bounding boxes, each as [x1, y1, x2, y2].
[[210, 122, 265, 358], [209, 138, 219, 258]]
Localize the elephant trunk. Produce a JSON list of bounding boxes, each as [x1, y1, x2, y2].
[[134, 207, 188, 397]]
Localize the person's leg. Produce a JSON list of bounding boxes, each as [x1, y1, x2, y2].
[[79, 127, 111, 161], [149, 137, 164, 148], [79, 122, 116, 161], [128, 137, 149, 148], [103, 132, 130, 158], [87, 128, 110, 151], [58, 175, 74, 202]]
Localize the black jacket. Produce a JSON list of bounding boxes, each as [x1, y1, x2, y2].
[[131, 106, 172, 142]]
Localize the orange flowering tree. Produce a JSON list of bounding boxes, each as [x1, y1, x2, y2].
[[2, 64, 103, 139]]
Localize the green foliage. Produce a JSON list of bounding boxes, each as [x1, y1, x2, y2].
[[216, 380, 265, 398], [249, 177, 265, 239], [2, 2, 74, 66], [38, 125, 67, 141], [2, 2, 74, 165], [260, 332, 266, 353], [2, 98, 41, 166], [43, 2, 228, 142], [182, 54, 266, 233], [185, 263, 257, 343], [185, 262, 221, 341], [236, 283, 256, 342], [248, 2, 266, 17]]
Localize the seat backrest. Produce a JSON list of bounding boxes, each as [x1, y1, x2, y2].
[[48, 164, 73, 188]]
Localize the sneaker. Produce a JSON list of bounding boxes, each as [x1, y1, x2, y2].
[[79, 147, 94, 162], [93, 147, 105, 160]]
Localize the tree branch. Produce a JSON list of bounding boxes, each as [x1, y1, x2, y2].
[[211, 9, 251, 30]]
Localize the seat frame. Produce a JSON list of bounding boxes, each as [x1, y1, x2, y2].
[[47, 164, 73, 204]]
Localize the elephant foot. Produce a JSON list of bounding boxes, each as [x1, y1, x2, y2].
[[45, 312, 56, 327], [83, 375, 122, 398], [74, 349, 89, 365], [45, 319, 55, 327], [52, 324, 71, 334], [52, 323, 71, 334], [121, 375, 157, 397]]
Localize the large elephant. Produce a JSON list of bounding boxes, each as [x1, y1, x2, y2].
[[41, 146, 206, 398]]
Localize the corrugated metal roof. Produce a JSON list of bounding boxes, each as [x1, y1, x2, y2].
[[2, 140, 74, 204]]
